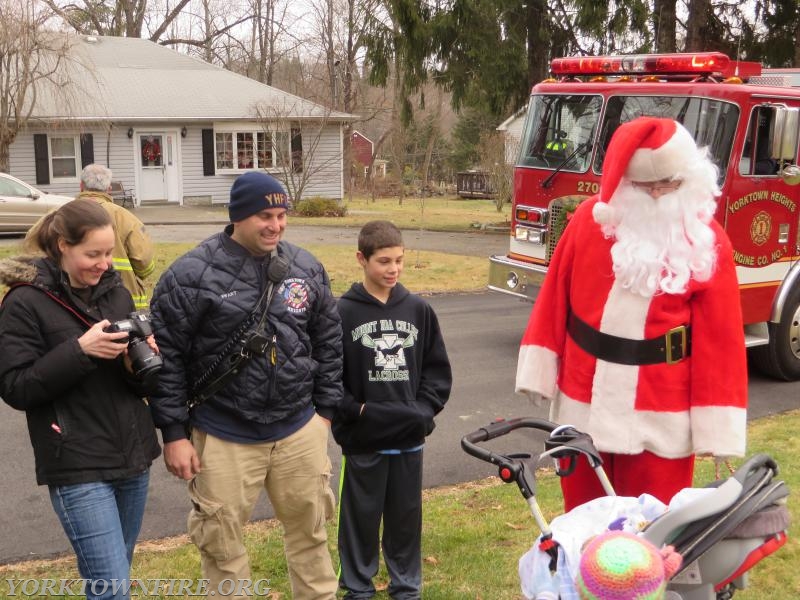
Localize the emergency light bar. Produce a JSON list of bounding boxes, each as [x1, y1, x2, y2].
[[550, 52, 730, 77]]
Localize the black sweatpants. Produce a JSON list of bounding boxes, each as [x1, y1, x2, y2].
[[337, 450, 423, 600]]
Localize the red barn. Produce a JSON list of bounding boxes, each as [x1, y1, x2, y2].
[[351, 130, 374, 168]]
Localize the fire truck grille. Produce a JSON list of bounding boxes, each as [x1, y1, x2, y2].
[[546, 196, 587, 263], [546, 202, 566, 262]]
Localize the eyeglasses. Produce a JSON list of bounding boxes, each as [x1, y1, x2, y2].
[[631, 179, 682, 193]]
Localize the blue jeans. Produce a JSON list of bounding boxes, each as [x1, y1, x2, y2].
[[49, 470, 150, 600]]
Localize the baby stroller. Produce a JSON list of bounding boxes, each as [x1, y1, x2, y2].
[[461, 417, 790, 600]]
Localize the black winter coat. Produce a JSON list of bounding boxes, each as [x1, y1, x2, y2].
[[149, 229, 343, 443], [0, 257, 161, 486]]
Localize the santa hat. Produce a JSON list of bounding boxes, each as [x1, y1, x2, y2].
[[599, 117, 698, 203], [575, 531, 683, 600]]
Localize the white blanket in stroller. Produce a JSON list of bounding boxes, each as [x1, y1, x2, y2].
[[519, 489, 713, 599]]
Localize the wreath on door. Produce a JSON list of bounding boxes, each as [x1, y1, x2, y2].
[[142, 138, 161, 163]]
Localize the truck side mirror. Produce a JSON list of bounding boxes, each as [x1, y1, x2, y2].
[[780, 164, 800, 186], [770, 106, 799, 161]]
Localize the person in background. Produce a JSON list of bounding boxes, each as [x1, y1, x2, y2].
[[0, 198, 161, 600], [149, 171, 342, 599], [26, 164, 155, 310], [332, 220, 452, 600], [516, 117, 747, 511]]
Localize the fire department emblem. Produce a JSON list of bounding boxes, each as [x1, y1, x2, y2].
[[279, 278, 309, 314], [750, 211, 771, 246]]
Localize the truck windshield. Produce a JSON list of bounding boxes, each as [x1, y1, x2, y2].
[[518, 94, 602, 171], [519, 94, 739, 184], [593, 96, 739, 182]]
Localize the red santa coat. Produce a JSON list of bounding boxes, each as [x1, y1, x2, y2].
[[516, 197, 747, 459]]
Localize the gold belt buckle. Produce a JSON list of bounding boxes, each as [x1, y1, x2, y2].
[[665, 326, 687, 364]]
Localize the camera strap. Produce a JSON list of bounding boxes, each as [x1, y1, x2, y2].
[[6, 283, 93, 329], [189, 250, 291, 408]]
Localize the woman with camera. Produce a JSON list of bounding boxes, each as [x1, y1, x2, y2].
[[0, 198, 161, 600]]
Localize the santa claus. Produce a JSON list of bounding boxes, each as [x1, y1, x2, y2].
[[516, 117, 747, 511]]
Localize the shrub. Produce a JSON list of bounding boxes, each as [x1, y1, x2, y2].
[[292, 197, 348, 217]]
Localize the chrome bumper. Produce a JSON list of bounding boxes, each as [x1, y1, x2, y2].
[[487, 255, 546, 301]]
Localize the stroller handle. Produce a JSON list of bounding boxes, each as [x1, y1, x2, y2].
[[732, 453, 779, 484], [462, 417, 606, 472], [461, 418, 559, 510], [461, 417, 559, 466], [462, 417, 558, 447]]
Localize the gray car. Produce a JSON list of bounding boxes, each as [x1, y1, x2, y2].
[[0, 173, 73, 234]]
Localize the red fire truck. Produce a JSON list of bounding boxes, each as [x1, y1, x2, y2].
[[488, 52, 800, 380]]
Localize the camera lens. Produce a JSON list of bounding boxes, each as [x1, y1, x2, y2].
[[127, 337, 163, 379]]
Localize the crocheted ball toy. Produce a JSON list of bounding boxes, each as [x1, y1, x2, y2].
[[575, 531, 682, 600]]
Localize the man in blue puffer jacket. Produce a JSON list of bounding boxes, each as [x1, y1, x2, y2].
[[149, 172, 343, 600]]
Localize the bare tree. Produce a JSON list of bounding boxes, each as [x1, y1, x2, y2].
[[246, 0, 305, 85], [39, 0, 191, 40], [307, 0, 378, 112], [0, 2, 83, 172], [254, 102, 346, 204], [479, 131, 514, 213], [305, 0, 380, 195]]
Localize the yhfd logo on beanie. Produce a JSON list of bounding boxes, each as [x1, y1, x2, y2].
[[229, 171, 289, 222]]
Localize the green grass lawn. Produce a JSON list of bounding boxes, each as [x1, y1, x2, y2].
[[152, 195, 511, 232], [0, 411, 796, 599], [295, 195, 510, 232], [0, 242, 489, 298], [1, 194, 506, 296]]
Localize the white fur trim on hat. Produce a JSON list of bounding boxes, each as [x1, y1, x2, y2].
[[592, 201, 613, 225], [599, 117, 699, 202], [625, 123, 697, 182]]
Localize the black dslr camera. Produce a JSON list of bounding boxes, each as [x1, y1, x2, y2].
[[106, 311, 163, 379]]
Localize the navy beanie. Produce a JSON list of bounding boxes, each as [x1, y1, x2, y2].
[[229, 172, 289, 222]]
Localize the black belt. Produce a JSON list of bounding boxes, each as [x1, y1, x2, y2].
[[567, 310, 691, 365]]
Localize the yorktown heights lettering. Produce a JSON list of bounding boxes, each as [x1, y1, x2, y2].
[[728, 190, 797, 214]]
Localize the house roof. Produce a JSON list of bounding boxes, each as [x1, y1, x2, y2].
[[497, 106, 527, 131], [351, 129, 374, 144], [34, 35, 354, 123]]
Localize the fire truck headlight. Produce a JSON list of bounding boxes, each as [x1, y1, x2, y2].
[[515, 226, 546, 245], [528, 229, 545, 245], [507, 271, 519, 289]]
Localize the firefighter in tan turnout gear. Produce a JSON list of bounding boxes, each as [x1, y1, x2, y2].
[[26, 164, 155, 309]]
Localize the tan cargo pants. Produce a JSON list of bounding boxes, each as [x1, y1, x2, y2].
[[187, 415, 337, 599]]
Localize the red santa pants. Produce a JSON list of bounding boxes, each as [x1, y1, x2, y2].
[[559, 450, 694, 512]]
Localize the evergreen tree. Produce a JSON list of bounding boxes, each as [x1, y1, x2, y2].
[[754, 0, 800, 67]]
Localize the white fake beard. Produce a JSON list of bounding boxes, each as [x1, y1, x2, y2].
[[593, 180, 718, 297]]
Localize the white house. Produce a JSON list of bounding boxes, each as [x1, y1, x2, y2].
[[9, 35, 354, 205], [497, 107, 527, 166]]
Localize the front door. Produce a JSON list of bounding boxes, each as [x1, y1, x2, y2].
[[136, 131, 181, 203]]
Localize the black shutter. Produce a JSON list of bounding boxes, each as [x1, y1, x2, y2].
[[80, 134, 94, 167], [291, 126, 302, 173], [33, 134, 50, 185], [202, 129, 215, 176]]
